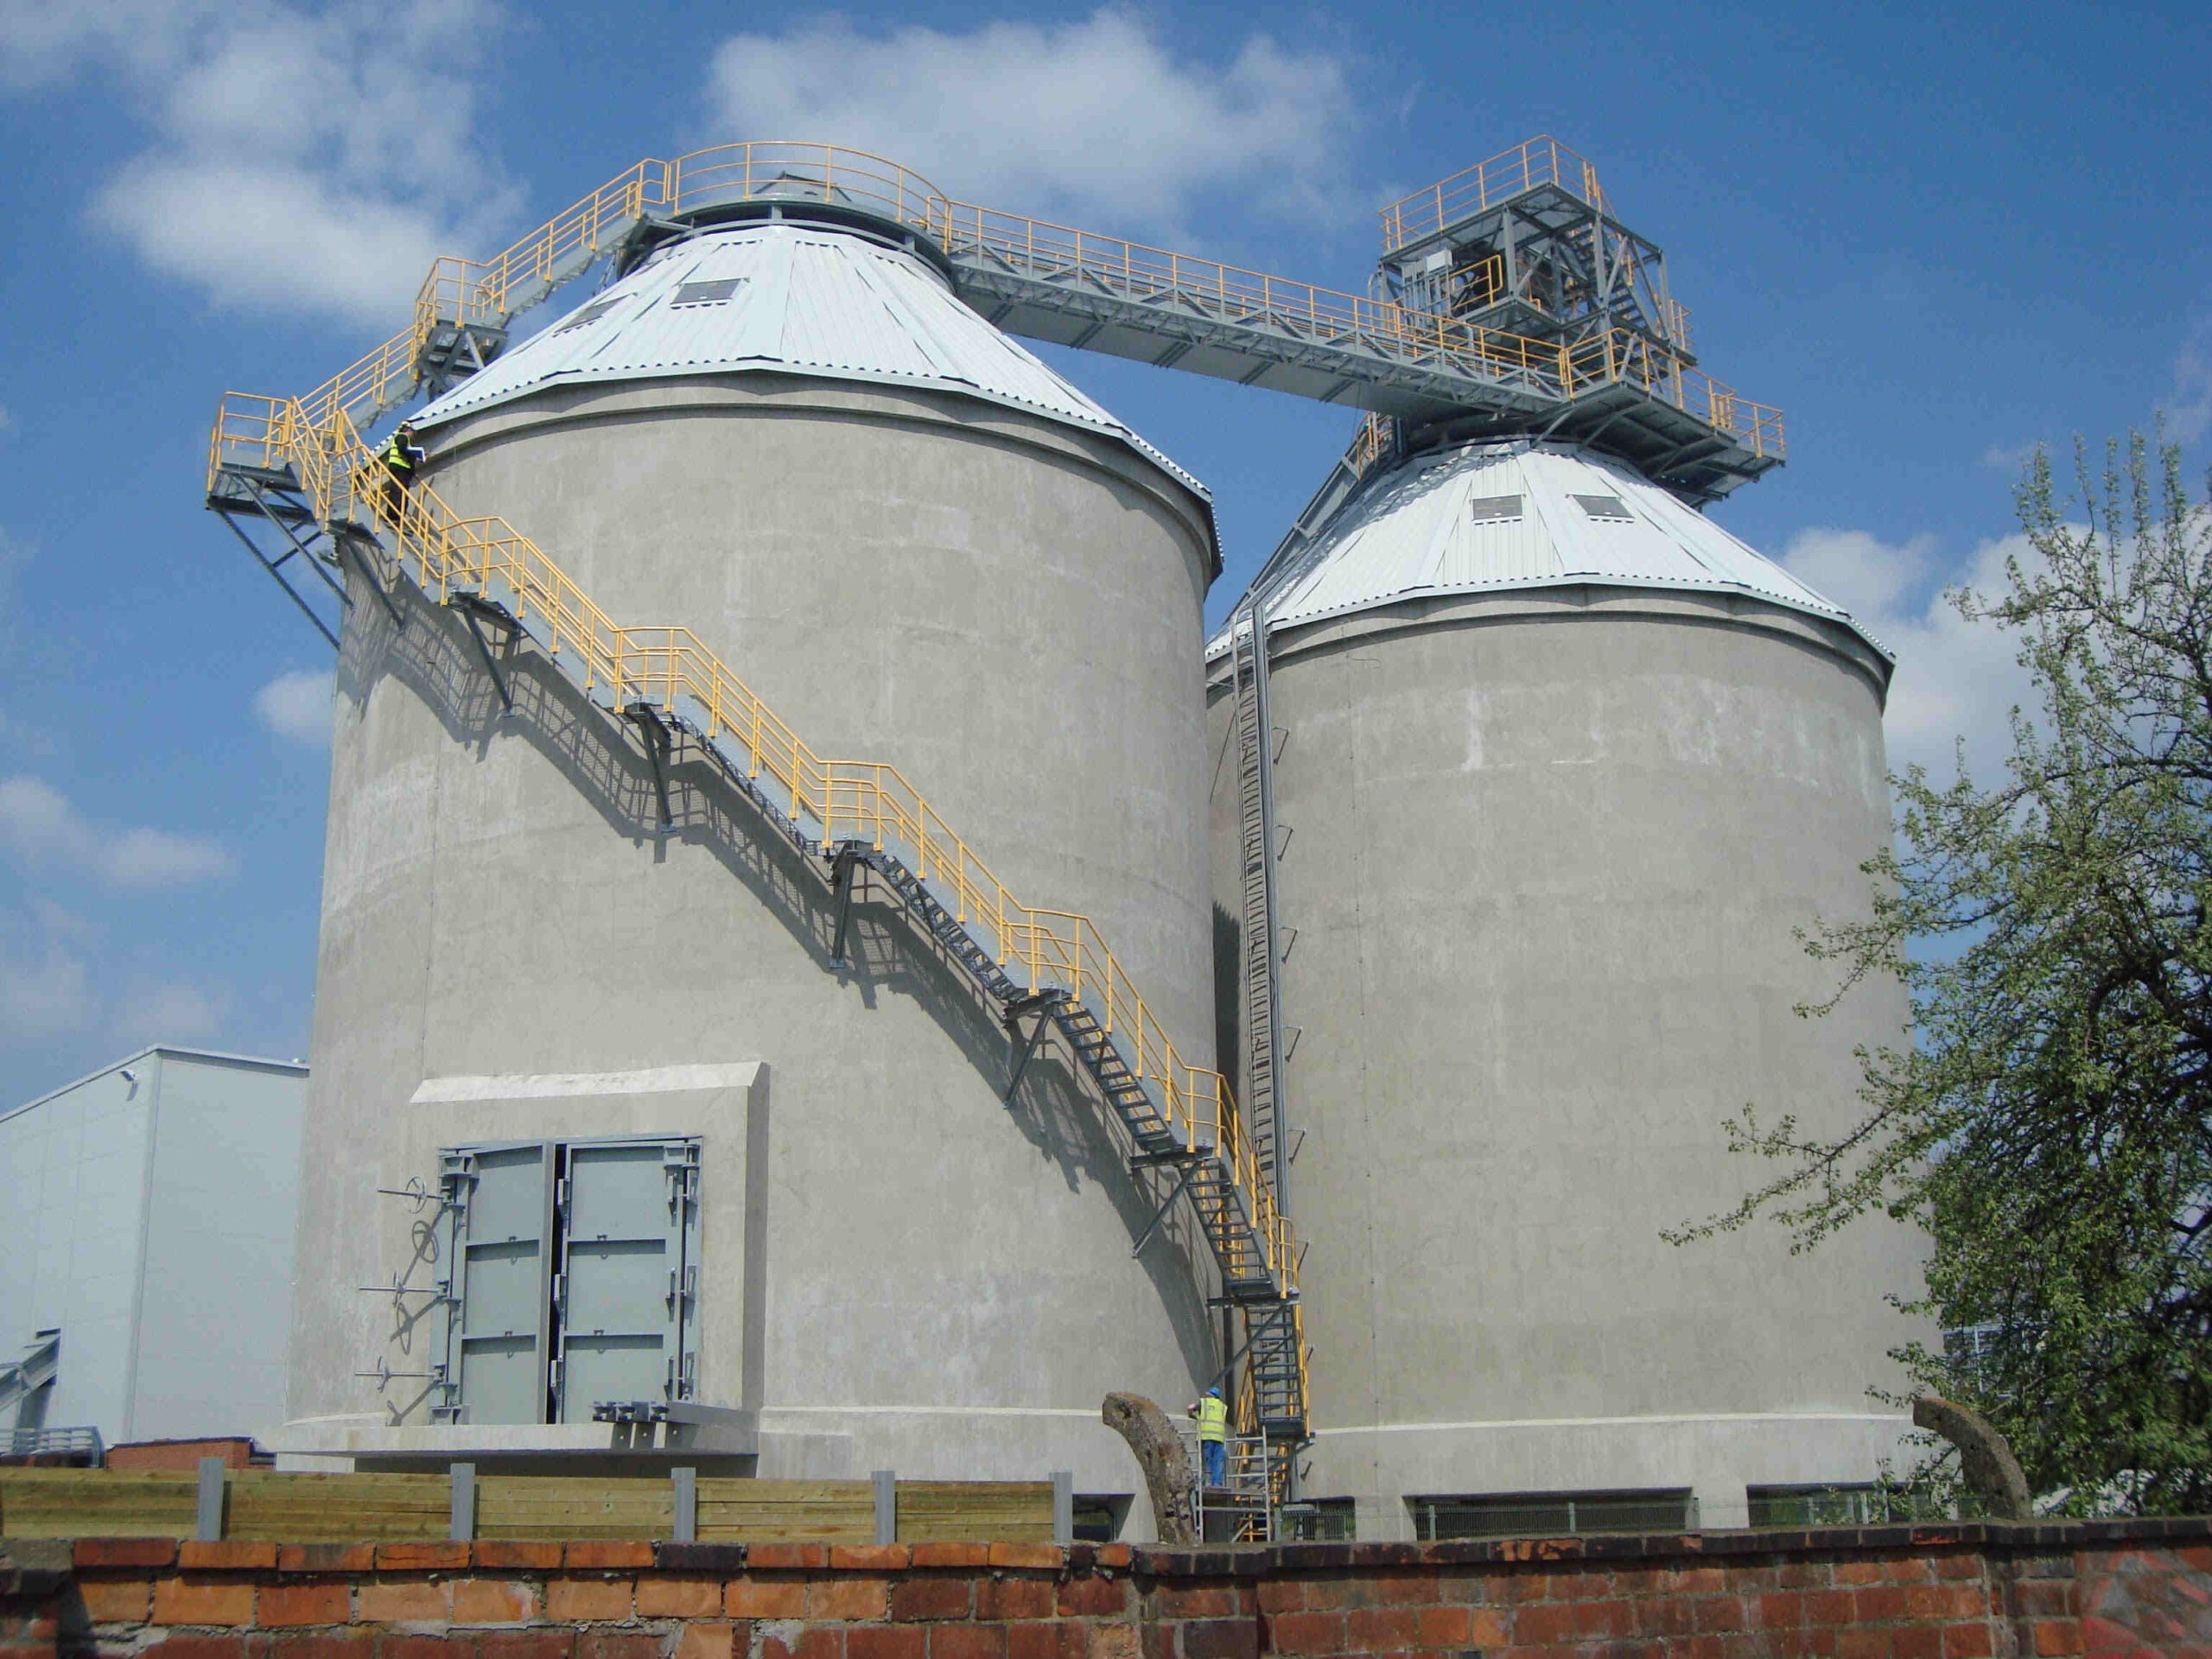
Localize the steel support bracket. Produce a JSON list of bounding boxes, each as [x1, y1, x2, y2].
[[1001, 989, 1066, 1103], [451, 592, 518, 713], [826, 840, 868, 967], [622, 702, 676, 829]]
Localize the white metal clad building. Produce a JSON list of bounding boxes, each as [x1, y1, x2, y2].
[[0, 1048, 308, 1454]]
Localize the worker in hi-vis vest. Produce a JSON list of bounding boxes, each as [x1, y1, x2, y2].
[[378, 421, 425, 526], [1187, 1386, 1228, 1488]]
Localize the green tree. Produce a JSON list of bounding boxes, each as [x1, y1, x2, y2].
[[1674, 430, 2212, 1515]]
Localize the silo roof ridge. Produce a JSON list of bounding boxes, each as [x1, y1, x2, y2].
[[410, 219, 1211, 506], [1206, 441, 1891, 662]]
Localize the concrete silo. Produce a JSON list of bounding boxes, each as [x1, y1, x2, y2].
[[278, 184, 1224, 1522], [1207, 436, 1928, 1538]]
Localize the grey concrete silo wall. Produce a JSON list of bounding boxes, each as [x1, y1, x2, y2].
[[1207, 586, 1929, 1536], [289, 371, 1220, 1510]]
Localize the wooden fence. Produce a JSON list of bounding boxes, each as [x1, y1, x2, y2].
[[0, 1467, 1055, 1544]]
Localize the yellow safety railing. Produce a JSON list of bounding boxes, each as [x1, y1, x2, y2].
[[1378, 135, 1607, 251], [207, 390, 1306, 1346]]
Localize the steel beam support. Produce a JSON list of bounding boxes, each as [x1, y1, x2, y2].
[[455, 600, 516, 713], [216, 510, 341, 649], [826, 841, 866, 967], [1129, 1159, 1201, 1257], [1001, 990, 1064, 1103], [625, 703, 676, 828]]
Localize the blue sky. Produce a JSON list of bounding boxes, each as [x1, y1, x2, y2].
[[0, 0, 2205, 1096]]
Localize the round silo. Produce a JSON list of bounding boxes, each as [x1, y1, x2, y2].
[[283, 184, 1222, 1525], [1206, 436, 1928, 1538]]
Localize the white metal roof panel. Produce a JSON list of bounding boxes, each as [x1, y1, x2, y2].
[[1211, 441, 1883, 658], [414, 222, 1209, 501]]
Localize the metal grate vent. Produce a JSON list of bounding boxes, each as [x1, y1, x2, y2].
[[1467, 494, 1522, 522], [670, 278, 746, 308], [554, 300, 621, 334], [1570, 493, 1633, 521]]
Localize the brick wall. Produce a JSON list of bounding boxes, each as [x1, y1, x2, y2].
[[3, 1521, 2207, 1659]]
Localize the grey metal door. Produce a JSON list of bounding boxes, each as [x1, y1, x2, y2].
[[552, 1141, 698, 1421], [442, 1143, 555, 1424]]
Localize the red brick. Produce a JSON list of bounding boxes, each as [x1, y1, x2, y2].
[[1412, 1605, 1469, 1648], [976, 1581, 1053, 1622], [749, 1547, 830, 1572], [257, 1583, 352, 1627], [830, 1547, 912, 1572], [911, 1546, 991, 1568], [766, 1633, 845, 1659], [1631, 1595, 1698, 1638], [1671, 1569, 1726, 1596], [475, 1632, 575, 1659], [1154, 1587, 1240, 1619], [266, 1632, 377, 1659], [2011, 1580, 2077, 1618], [180, 1544, 281, 1572], [2031, 1620, 2083, 1656], [1082, 1628, 1136, 1659], [543, 1580, 631, 1623], [140, 1637, 257, 1659], [280, 1547, 378, 1574], [986, 1547, 1061, 1571], [1173, 1622, 1249, 1659], [1779, 1562, 1833, 1589], [846, 1630, 926, 1659], [1004, 1626, 1082, 1659], [1262, 1613, 1342, 1656], [1055, 1578, 1128, 1619], [1549, 1569, 1613, 1602], [635, 1578, 721, 1618], [1512, 1602, 1579, 1645], [725, 1580, 808, 1619], [1934, 1554, 1983, 1581], [78, 1539, 180, 1569], [153, 1579, 258, 1627], [452, 1580, 540, 1624], [79, 1578, 154, 1624], [1890, 1627, 1945, 1659], [1806, 1588, 1859, 1626], [1344, 1608, 1415, 1649], [1255, 1582, 1306, 1616], [565, 1544, 653, 1572], [674, 1625, 739, 1659], [378, 1637, 472, 1659], [1835, 1635, 1892, 1659], [1096, 1548, 1131, 1570], [1756, 1591, 1805, 1629], [1853, 1585, 1909, 1622], [889, 1580, 974, 1622], [1465, 1610, 1510, 1649], [1907, 1586, 1987, 1621], [377, 1545, 471, 1573], [357, 1582, 450, 1624], [576, 1636, 660, 1659], [1942, 1625, 1996, 1658], [1885, 1557, 1936, 1583], [928, 1628, 1006, 1659], [807, 1579, 890, 1621], [474, 1545, 565, 1571]]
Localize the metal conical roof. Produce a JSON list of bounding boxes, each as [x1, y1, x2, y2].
[[413, 219, 1208, 502], [1217, 440, 1885, 658]]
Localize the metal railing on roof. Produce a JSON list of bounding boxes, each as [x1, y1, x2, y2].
[[1377, 135, 1610, 251]]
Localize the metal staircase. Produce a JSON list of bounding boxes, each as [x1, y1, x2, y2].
[[205, 393, 1309, 1487]]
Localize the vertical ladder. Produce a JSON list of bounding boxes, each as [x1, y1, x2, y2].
[[1230, 610, 1286, 1201]]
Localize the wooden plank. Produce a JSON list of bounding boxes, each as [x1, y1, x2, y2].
[[477, 1475, 671, 1541], [0, 1470, 200, 1538], [696, 1478, 874, 1543], [895, 1481, 1054, 1543], [226, 1471, 453, 1542]]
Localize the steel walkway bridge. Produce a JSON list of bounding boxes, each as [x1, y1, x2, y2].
[[208, 139, 1790, 1526]]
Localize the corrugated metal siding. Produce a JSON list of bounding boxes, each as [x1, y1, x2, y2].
[[1231, 441, 1885, 659], [415, 224, 1208, 499]]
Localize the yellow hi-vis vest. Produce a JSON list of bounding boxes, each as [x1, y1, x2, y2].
[[381, 432, 417, 475], [1195, 1394, 1228, 1443]]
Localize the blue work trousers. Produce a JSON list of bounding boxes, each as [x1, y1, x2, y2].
[[1201, 1438, 1226, 1487]]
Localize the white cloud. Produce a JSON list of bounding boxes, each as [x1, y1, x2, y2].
[[0, 404, 14, 433], [0, 774, 233, 888], [1782, 528, 2040, 787], [254, 668, 334, 747], [1980, 442, 2037, 475], [704, 10, 1358, 235], [0, 0, 517, 327], [2171, 313, 2212, 447], [0, 906, 97, 1047], [111, 979, 227, 1045]]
